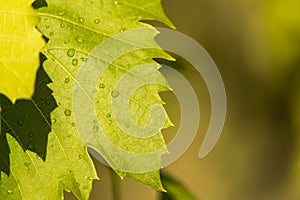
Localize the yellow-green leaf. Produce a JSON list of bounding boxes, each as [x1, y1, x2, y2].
[[37, 0, 174, 191], [0, 0, 45, 102]]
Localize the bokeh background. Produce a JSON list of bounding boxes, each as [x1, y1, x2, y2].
[[66, 0, 300, 199]]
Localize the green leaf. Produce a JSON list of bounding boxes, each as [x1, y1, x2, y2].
[[37, 0, 174, 190], [0, 56, 57, 176], [160, 174, 198, 200], [0, 57, 98, 199], [0, 0, 45, 102], [0, 133, 97, 199]]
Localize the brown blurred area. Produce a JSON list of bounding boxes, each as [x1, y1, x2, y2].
[[66, 0, 300, 199]]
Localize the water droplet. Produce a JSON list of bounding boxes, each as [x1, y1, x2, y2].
[[60, 23, 65, 28], [93, 125, 99, 132], [64, 109, 72, 116], [119, 28, 126, 33], [114, 0, 119, 5], [79, 17, 85, 23], [58, 11, 66, 16], [49, 32, 54, 36], [17, 118, 23, 126], [76, 35, 84, 43], [28, 145, 34, 151], [85, 176, 92, 180], [71, 122, 76, 127], [99, 84, 105, 89], [106, 113, 111, 118], [79, 154, 82, 159], [7, 190, 13, 194], [94, 19, 100, 24], [111, 90, 119, 98], [64, 77, 70, 83], [67, 48, 75, 57], [51, 118, 56, 124], [36, 155, 41, 160], [63, 175, 66, 179], [41, 95, 46, 100], [83, 186, 88, 190], [72, 59, 78, 66], [81, 57, 87, 61], [29, 133, 34, 137], [70, 171, 73, 175], [125, 123, 130, 128], [64, 39, 70, 44]]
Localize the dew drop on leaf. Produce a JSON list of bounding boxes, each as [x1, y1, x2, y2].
[[28, 145, 34, 151], [64, 39, 70, 44], [119, 28, 126, 33], [76, 35, 84, 43], [64, 77, 70, 83], [94, 19, 100, 24], [72, 59, 78, 66], [58, 11, 65, 16], [51, 118, 56, 124], [111, 90, 119, 98], [114, 1, 119, 5], [79, 17, 85, 23], [93, 125, 99, 132], [60, 23, 65, 28], [24, 162, 30, 167], [29, 133, 34, 137], [70, 171, 73, 175], [67, 48, 75, 57], [81, 57, 87, 61], [106, 113, 111, 118], [83, 186, 88, 190], [64, 109, 72, 116], [17, 118, 23, 126], [7, 190, 13, 194], [36, 155, 41, 160], [49, 32, 54, 36], [99, 83, 105, 89]]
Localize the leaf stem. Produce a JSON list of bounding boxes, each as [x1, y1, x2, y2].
[[110, 169, 121, 200]]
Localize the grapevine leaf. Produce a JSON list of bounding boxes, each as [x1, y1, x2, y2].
[[0, 57, 98, 199], [0, 57, 56, 177], [37, 0, 174, 190], [0, 133, 97, 199], [0, 0, 45, 102]]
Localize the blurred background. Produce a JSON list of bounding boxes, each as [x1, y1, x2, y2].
[[66, 0, 300, 199]]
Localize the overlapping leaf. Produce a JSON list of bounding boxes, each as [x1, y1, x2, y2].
[[0, 58, 98, 199], [0, 0, 45, 102], [0, 59, 56, 176], [37, 0, 174, 190]]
